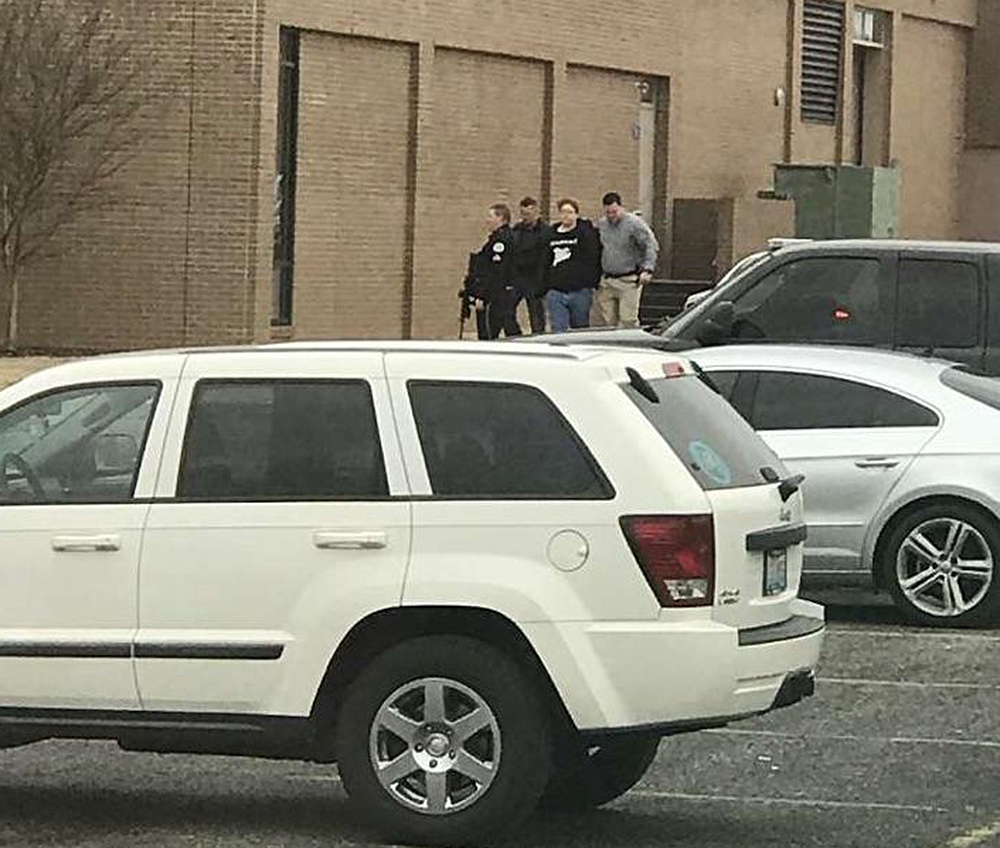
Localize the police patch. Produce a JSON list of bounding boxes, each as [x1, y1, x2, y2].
[[492, 242, 505, 254]]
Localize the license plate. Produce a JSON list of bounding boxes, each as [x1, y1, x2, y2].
[[764, 549, 788, 596]]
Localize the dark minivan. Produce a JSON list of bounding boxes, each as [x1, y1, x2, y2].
[[546, 241, 1000, 375]]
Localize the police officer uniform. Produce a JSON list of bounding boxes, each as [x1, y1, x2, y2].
[[470, 223, 519, 339]]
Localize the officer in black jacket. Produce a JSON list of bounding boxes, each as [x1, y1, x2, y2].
[[469, 203, 519, 339]]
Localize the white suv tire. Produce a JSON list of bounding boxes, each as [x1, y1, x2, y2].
[[335, 635, 553, 843], [540, 736, 660, 811]]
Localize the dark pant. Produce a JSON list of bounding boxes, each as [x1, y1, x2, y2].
[[476, 289, 522, 339], [517, 291, 547, 334]]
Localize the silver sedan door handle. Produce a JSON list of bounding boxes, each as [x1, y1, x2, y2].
[[855, 458, 900, 470], [51, 534, 122, 553], [313, 531, 388, 551]]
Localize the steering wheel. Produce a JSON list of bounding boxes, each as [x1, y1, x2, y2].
[[0, 452, 45, 500]]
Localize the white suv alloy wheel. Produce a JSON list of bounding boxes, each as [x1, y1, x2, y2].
[[369, 677, 502, 815]]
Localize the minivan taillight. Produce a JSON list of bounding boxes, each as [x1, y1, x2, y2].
[[620, 515, 715, 607]]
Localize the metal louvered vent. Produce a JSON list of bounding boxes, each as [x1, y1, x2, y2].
[[801, 0, 845, 124]]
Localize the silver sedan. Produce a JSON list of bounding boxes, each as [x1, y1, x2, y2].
[[688, 344, 1000, 626]]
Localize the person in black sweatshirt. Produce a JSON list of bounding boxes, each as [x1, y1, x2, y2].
[[543, 198, 602, 332], [510, 197, 552, 334]]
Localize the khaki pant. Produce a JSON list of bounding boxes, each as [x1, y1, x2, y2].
[[593, 275, 642, 328]]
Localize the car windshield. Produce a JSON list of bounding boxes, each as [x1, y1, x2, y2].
[[652, 250, 772, 334], [622, 373, 784, 490], [940, 366, 1000, 410]]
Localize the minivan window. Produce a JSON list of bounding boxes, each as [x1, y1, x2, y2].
[[752, 372, 939, 430], [730, 257, 883, 343], [408, 381, 612, 500], [623, 375, 781, 490], [0, 383, 159, 504], [897, 260, 979, 349], [178, 380, 388, 500]]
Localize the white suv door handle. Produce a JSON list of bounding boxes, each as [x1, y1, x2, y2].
[[313, 531, 388, 551], [855, 458, 900, 470], [51, 534, 122, 553]]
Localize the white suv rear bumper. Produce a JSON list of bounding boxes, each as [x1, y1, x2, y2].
[[523, 599, 824, 733]]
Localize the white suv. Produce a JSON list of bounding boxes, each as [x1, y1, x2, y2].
[[0, 342, 823, 843]]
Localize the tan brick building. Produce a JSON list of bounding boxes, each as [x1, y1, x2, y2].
[[10, 0, 1000, 352]]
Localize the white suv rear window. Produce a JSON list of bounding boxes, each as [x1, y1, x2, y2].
[[623, 375, 783, 490]]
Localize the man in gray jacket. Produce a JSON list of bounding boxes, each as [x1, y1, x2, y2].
[[593, 192, 659, 328]]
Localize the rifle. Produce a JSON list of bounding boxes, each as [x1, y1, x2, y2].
[[457, 253, 478, 339]]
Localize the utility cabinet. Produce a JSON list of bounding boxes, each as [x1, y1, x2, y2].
[[773, 164, 901, 239]]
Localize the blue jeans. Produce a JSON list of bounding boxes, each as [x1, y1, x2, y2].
[[546, 288, 593, 333]]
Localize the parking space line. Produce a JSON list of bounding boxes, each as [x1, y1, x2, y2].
[[818, 677, 1000, 691], [631, 790, 948, 813], [931, 818, 1000, 848], [707, 729, 1000, 749], [826, 628, 1000, 642]]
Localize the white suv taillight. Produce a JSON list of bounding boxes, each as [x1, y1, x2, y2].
[[620, 515, 715, 607]]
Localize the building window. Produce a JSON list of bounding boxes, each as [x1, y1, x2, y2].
[[801, 0, 845, 125], [272, 27, 300, 327], [851, 7, 889, 164], [853, 8, 886, 47]]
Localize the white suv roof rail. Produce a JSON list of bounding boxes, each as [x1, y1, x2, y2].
[[767, 238, 812, 250]]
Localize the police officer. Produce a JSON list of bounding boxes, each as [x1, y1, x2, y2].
[[470, 203, 519, 339]]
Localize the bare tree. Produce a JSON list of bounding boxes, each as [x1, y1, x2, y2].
[[0, 0, 145, 352]]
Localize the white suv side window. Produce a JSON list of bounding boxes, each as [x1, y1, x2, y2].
[[0, 383, 160, 504], [407, 380, 612, 500], [176, 380, 389, 500]]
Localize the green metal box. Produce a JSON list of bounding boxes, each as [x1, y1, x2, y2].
[[773, 164, 900, 239]]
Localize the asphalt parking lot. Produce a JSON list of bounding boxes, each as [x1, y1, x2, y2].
[[0, 589, 997, 848]]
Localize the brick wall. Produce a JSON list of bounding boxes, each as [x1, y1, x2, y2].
[[967, 0, 1000, 149], [262, 0, 805, 341], [410, 49, 548, 338], [181, 0, 265, 347], [293, 33, 415, 340], [961, 150, 1000, 241], [8, 0, 988, 351], [15, 3, 192, 352], [556, 67, 645, 220], [14, 0, 263, 353], [894, 15, 968, 239]]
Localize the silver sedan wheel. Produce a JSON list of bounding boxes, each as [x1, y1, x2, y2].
[[896, 518, 994, 618], [369, 676, 501, 816]]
